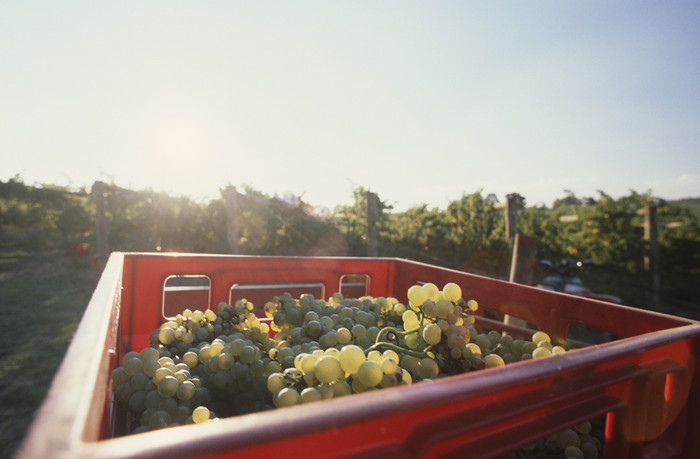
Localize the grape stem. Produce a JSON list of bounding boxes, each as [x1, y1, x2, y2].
[[367, 326, 430, 359], [365, 341, 429, 360], [374, 326, 420, 344]]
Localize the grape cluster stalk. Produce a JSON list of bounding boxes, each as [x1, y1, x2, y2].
[[111, 282, 596, 457]]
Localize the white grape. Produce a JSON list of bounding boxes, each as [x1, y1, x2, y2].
[[192, 406, 210, 424], [357, 360, 383, 387], [407, 285, 428, 307], [417, 358, 439, 379], [314, 355, 344, 383], [338, 345, 366, 374], [422, 323, 442, 345], [442, 283, 462, 302], [422, 283, 440, 302], [300, 387, 323, 404]]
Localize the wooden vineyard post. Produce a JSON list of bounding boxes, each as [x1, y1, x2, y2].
[[366, 191, 379, 257], [92, 181, 109, 266], [223, 186, 240, 254], [505, 194, 519, 243], [504, 233, 538, 329]]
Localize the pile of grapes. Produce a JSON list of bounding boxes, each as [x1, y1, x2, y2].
[[112, 281, 598, 457]]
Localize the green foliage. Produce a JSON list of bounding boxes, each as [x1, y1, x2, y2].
[[2, 176, 698, 277], [0, 176, 93, 249]]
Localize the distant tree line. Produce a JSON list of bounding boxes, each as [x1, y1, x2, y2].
[[1, 175, 698, 280]]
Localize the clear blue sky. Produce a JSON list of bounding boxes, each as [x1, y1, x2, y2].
[[2, 1, 699, 211]]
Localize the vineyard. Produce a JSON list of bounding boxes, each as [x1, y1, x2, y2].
[[1, 175, 698, 312], [1, 175, 699, 457]]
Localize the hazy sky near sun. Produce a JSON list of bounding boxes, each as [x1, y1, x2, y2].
[[2, 1, 699, 211]]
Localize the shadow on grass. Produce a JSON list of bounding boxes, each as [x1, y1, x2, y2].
[[0, 250, 100, 459]]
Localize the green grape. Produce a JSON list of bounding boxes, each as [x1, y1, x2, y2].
[[422, 283, 440, 302], [158, 328, 175, 345], [144, 390, 163, 409], [487, 330, 501, 345], [405, 332, 421, 349], [417, 358, 439, 379], [239, 345, 256, 364], [574, 421, 592, 435], [564, 446, 584, 459], [149, 410, 172, 429], [336, 327, 352, 344], [139, 347, 160, 363], [317, 384, 334, 400], [436, 299, 454, 319], [400, 355, 420, 375], [324, 347, 340, 359], [357, 360, 383, 388], [484, 354, 505, 368], [218, 353, 235, 370], [124, 357, 144, 376], [192, 406, 210, 424], [212, 371, 232, 389], [300, 387, 323, 404], [300, 353, 317, 372], [351, 377, 367, 393], [532, 331, 551, 345], [128, 391, 146, 412], [351, 324, 367, 339], [331, 292, 344, 304], [176, 380, 195, 401], [129, 372, 149, 391], [422, 323, 442, 345], [475, 334, 492, 352], [442, 283, 462, 302], [173, 370, 191, 383], [274, 388, 300, 408], [552, 345, 566, 354], [338, 345, 365, 375], [421, 300, 438, 318], [330, 379, 352, 397], [381, 373, 399, 388], [532, 347, 552, 359], [209, 340, 224, 355], [267, 373, 285, 393], [121, 351, 139, 366], [157, 375, 179, 398], [521, 341, 537, 354], [112, 367, 130, 387], [382, 349, 400, 364], [407, 285, 428, 307], [265, 360, 283, 376], [556, 429, 581, 449], [191, 310, 205, 323], [314, 355, 343, 383], [305, 320, 322, 339], [152, 367, 172, 385], [381, 357, 398, 375], [402, 310, 419, 329]]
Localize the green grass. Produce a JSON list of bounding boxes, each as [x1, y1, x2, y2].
[[0, 250, 99, 459]]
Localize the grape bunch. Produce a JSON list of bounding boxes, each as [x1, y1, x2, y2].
[[112, 300, 280, 433], [111, 281, 575, 443], [499, 419, 604, 459]]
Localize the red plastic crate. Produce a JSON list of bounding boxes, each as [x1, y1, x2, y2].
[[17, 253, 700, 458]]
